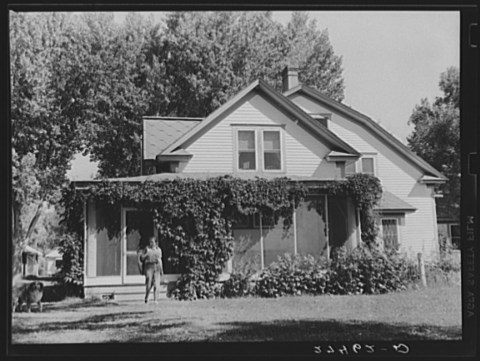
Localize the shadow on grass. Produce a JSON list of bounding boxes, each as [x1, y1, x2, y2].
[[213, 319, 462, 341], [12, 311, 154, 334], [42, 299, 123, 312]]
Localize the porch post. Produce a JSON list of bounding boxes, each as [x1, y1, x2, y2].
[[83, 199, 87, 283], [121, 207, 126, 283], [259, 213, 264, 269], [292, 202, 298, 255], [325, 195, 330, 260], [356, 207, 362, 247]]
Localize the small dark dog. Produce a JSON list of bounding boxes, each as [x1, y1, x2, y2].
[[13, 281, 44, 313]]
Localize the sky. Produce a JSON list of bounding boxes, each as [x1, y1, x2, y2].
[[67, 10, 460, 180]]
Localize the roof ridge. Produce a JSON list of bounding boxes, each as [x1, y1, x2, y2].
[[285, 85, 446, 180], [143, 116, 204, 121], [161, 79, 359, 156]]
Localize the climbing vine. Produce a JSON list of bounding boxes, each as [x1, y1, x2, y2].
[[61, 174, 382, 300]]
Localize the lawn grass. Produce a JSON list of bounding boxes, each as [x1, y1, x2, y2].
[[11, 285, 461, 343]]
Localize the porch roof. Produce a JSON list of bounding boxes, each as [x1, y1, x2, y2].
[[374, 190, 417, 213]]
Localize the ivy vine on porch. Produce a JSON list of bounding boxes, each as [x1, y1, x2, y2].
[[61, 174, 382, 300]]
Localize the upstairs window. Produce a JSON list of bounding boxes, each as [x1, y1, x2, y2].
[[361, 157, 375, 176], [238, 130, 256, 170], [263, 130, 281, 170]]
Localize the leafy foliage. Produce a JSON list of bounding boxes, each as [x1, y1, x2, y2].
[[62, 176, 307, 300], [10, 11, 347, 261], [58, 233, 84, 297], [407, 67, 459, 221], [11, 11, 345, 180], [327, 247, 419, 295], [10, 12, 88, 201], [425, 245, 460, 286], [62, 174, 382, 299], [159, 11, 345, 119], [254, 254, 329, 298], [313, 173, 383, 245], [253, 249, 418, 298], [342, 174, 383, 245], [221, 273, 254, 298], [10, 12, 91, 260]]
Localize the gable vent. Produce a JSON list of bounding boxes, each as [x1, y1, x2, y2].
[[310, 113, 331, 128]]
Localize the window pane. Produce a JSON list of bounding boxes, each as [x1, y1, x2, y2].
[[126, 254, 141, 276], [126, 211, 154, 250], [345, 161, 356, 176], [362, 158, 374, 175], [264, 152, 281, 170], [382, 219, 398, 249], [239, 152, 256, 170], [238, 131, 255, 150], [263, 131, 280, 151]]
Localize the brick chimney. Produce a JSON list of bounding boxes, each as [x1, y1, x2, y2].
[[282, 63, 299, 92]]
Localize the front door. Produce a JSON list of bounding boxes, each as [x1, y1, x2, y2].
[[122, 208, 155, 284]]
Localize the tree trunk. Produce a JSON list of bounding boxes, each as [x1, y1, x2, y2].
[[25, 201, 44, 247], [12, 201, 24, 274]]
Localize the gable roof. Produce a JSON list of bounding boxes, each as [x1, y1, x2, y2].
[[284, 85, 447, 181], [160, 79, 359, 157], [143, 117, 202, 160]]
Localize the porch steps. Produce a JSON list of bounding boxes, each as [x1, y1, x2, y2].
[[85, 284, 169, 302]]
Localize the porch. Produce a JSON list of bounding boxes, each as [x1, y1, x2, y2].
[[81, 191, 361, 300]]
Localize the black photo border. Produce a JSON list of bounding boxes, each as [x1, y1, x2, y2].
[[3, 0, 479, 360]]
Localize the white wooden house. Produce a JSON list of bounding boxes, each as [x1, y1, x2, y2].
[[75, 66, 445, 299]]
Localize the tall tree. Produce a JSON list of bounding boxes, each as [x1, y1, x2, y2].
[[74, 13, 155, 177], [11, 11, 347, 182], [155, 11, 344, 118], [407, 66, 460, 221], [10, 12, 88, 266], [286, 11, 345, 101]]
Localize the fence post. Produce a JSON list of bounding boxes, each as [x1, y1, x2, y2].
[[418, 252, 427, 287]]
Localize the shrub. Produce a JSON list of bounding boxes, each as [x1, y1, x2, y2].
[[327, 246, 419, 295], [170, 273, 221, 300], [221, 258, 258, 298], [58, 232, 84, 297], [254, 254, 329, 298], [252, 248, 419, 298], [425, 250, 461, 286], [221, 273, 253, 298]]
